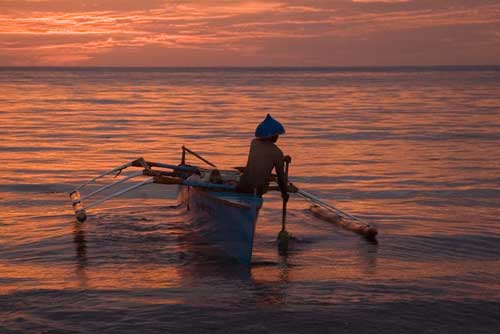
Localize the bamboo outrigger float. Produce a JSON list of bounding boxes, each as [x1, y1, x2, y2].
[[69, 146, 377, 265]]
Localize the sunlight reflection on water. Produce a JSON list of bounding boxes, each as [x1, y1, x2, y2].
[[0, 68, 499, 332]]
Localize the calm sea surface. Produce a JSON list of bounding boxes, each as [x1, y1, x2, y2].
[[0, 67, 499, 333]]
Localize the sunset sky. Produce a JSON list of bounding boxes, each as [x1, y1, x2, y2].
[[1, 0, 499, 66]]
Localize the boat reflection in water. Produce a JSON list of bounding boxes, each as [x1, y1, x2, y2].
[[73, 220, 89, 288], [176, 231, 294, 308], [251, 260, 291, 306]]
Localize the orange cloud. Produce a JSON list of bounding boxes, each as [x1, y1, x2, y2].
[[0, 1, 499, 66], [352, 0, 410, 3]]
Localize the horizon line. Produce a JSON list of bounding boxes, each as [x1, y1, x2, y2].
[[1, 64, 500, 71], [1, 64, 499, 67]]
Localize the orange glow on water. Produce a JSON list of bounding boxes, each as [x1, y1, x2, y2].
[[1, 67, 499, 317]]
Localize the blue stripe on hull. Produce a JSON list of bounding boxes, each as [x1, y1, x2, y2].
[[178, 186, 262, 265]]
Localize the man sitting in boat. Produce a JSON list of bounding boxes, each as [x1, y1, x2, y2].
[[236, 114, 290, 201]]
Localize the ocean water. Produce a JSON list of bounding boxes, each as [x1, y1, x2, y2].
[[0, 67, 499, 333]]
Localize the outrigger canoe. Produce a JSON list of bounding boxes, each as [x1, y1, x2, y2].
[[70, 147, 268, 264], [69, 146, 377, 265]]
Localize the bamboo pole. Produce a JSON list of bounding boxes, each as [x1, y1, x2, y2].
[[85, 178, 155, 210], [182, 146, 217, 168], [297, 190, 378, 240], [74, 160, 138, 191], [81, 171, 144, 201]]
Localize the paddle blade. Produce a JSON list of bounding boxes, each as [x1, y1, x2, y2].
[[277, 230, 290, 255]]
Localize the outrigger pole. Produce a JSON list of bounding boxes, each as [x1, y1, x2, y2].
[[69, 157, 233, 223], [296, 189, 378, 240]]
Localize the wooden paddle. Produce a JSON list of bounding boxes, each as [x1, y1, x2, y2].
[[278, 156, 291, 254]]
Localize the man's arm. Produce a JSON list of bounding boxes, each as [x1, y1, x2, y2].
[[275, 156, 289, 201]]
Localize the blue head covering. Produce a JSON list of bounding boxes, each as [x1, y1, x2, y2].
[[255, 114, 285, 138]]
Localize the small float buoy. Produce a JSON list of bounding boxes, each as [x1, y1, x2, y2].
[[70, 190, 87, 222]]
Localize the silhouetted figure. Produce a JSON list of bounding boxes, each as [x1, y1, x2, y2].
[[237, 114, 289, 202]]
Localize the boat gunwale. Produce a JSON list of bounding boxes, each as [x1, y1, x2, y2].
[[189, 187, 262, 211]]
